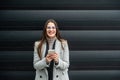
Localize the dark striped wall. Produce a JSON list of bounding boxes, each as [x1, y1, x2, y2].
[[0, 0, 120, 80], [0, 0, 120, 10]]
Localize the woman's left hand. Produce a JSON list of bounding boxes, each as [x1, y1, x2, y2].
[[52, 53, 59, 63]]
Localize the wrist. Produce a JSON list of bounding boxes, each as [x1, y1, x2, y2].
[[55, 59, 59, 64], [46, 58, 50, 64]]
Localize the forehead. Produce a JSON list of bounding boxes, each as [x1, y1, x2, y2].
[[47, 22, 55, 27]]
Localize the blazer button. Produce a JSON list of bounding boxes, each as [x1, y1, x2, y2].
[[40, 75, 42, 78], [56, 75, 58, 78]]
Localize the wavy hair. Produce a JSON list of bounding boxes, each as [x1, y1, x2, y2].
[[37, 19, 64, 59]]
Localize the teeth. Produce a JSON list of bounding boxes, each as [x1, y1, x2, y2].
[[49, 32, 53, 34], [49, 33, 52, 34], [48, 31, 55, 35]]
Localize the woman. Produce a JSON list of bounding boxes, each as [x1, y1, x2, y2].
[[33, 19, 69, 80]]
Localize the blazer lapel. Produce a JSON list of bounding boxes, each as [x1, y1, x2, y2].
[[41, 42, 48, 76], [41, 42, 46, 59], [55, 39, 61, 56]]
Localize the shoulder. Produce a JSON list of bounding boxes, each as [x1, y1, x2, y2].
[[34, 40, 41, 47], [60, 39, 68, 45]]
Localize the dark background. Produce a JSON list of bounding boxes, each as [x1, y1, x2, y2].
[[0, 0, 120, 80]]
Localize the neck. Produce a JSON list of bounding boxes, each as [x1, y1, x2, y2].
[[47, 36, 56, 49], [47, 36, 56, 42]]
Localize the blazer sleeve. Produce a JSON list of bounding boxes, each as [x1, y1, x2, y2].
[[33, 41, 49, 70], [55, 40, 70, 70]]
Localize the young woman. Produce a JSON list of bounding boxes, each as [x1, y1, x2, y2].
[[33, 19, 69, 80]]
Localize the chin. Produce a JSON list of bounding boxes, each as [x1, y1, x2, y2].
[[48, 35, 56, 38]]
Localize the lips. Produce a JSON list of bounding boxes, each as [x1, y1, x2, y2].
[[48, 31, 55, 35], [46, 28, 56, 38]]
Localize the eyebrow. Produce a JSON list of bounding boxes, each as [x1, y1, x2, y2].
[[47, 26, 56, 28]]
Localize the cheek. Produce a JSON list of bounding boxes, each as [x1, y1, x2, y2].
[[54, 30, 56, 34], [46, 29, 49, 33], [46, 30, 50, 36]]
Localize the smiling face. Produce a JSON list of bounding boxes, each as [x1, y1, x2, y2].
[[46, 22, 56, 38]]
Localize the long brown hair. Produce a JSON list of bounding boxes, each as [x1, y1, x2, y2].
[[37, 19, 64, 59]]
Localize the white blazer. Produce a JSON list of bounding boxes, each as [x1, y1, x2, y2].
[[33, 39, 69, 80]]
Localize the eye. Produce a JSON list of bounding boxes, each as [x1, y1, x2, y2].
[[52, 26, 56, 29], [47, 26, 51, 29], [47, 26, 56, 29]]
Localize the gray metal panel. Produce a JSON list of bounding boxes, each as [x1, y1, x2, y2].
[[0, 70, 120, 80], [0, 10, 120, 30], [1, 31, 120, 41], [0, 51, 120, 70], [0, 0, 120, 10], [0, 31, 120, 50], [1, 10, 120, 21]]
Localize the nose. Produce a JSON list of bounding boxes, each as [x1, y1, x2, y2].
[[50, 28, 53, 30]]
